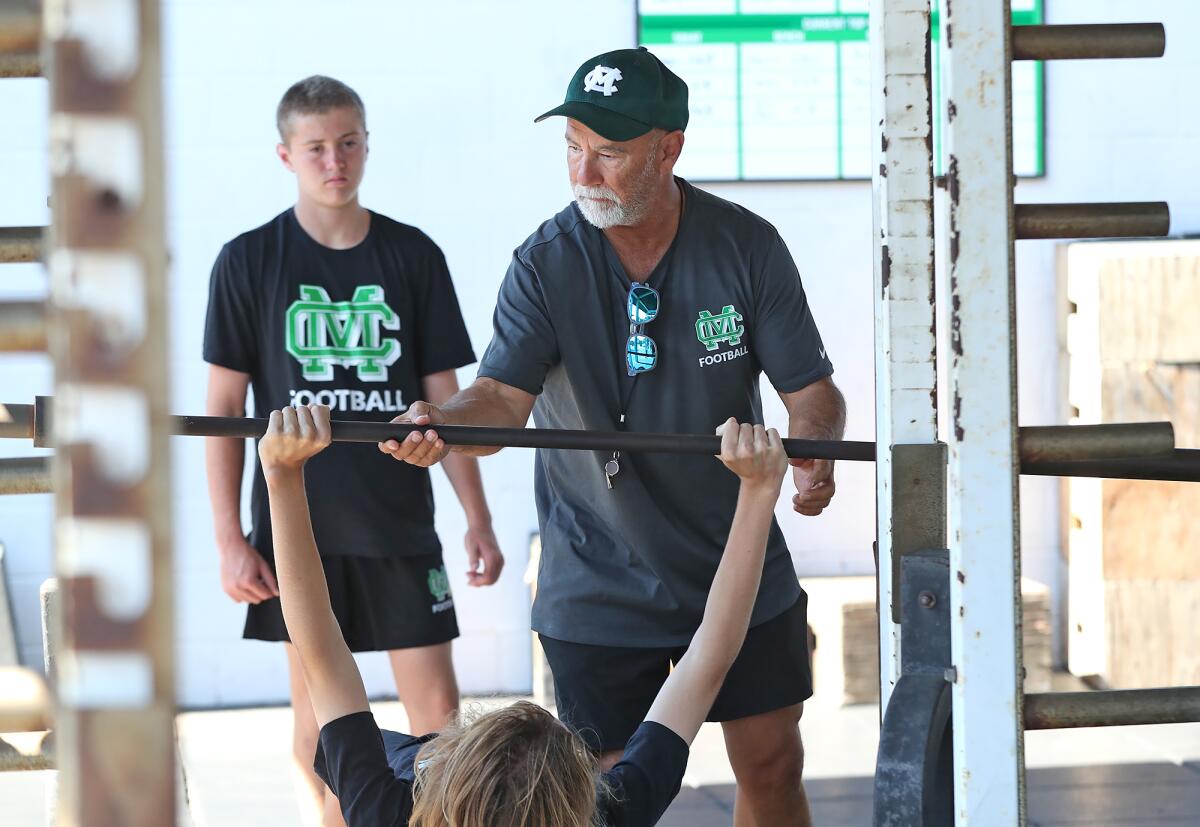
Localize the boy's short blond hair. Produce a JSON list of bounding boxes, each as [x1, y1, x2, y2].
[[276, 75, 366, 143]]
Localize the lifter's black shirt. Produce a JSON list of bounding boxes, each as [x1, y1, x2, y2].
[[203, 209, 475, 559], [314, 711, 690, 827]]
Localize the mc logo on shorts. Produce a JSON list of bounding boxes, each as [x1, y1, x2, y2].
[[427, 566, 454, 614], [285, 284, 401, 382]]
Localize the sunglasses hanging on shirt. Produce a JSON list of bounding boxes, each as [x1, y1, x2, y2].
[[606, 183, 684, 490], [625, 282, 660, 376], [607, 281, 663, 489]]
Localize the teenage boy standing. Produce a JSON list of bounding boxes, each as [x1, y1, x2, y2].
[[203, 75, 503, 826]]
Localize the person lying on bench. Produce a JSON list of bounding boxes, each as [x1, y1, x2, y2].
[[260, 404, 788, 827]]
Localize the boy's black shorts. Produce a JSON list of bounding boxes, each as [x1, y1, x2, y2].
[[539, 592, 813, 753], [245, 551, 459, 653]]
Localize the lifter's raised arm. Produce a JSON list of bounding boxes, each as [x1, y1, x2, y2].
[[377, 376, 536, 467], [643, 419, 788, 745], [260, 405, 369, 728]]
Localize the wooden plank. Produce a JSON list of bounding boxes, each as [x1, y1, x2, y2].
[[1104, 581, 1200, 689], [1100, 255, 1200, 364], [1101, 479, 1200, 580], [1065, 240, 1200, 689], [842, 601, 880, 705], [1102, 364, 1200, 446]]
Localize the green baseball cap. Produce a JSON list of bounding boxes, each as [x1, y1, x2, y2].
[[535, 47, 689, 142]]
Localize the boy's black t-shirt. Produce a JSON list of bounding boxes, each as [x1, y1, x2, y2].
[[314, 711, 690, 827], [203, 209, 476, 559]]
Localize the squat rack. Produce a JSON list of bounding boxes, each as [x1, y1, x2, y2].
[[871, 1, 1200, 825], [0, 0, 176, 824], [0, 1, 1198, 825]]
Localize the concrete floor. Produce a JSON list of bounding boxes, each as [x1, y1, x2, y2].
[[2, 695, 1198, 825]]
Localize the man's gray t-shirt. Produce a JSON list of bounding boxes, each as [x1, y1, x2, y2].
[[479, 179, 833, 647]]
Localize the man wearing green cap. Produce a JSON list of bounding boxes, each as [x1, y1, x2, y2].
[[380, 46, 844, 826]]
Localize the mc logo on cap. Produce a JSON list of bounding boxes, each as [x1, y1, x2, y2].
[[583, 65, 623, 96], [534, 46, 689, 142]]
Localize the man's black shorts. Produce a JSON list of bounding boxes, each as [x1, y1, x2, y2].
[[539, 593, 813, 753]]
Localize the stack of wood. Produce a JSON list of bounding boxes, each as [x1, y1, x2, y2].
[[1062, 240, 1200, 689]]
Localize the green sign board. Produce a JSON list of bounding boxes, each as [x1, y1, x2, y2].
[[638, 0, 1044, 181]]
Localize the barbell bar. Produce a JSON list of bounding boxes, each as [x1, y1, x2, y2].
[[0, 52, 39, 79], [0, 226, 44, 263], [0, 301, 47, 352], [0, 401, 35, 439], [0, 457, 50, 495], [176, 414, 879, 461], [0, 401, 1182, 467], [0, 2, 40, 81], [1014, 202, 1170, 240], [1011, 23, 1166, 61], [1019, 449, 1200, 483], [1024, 686, 1200, 730]]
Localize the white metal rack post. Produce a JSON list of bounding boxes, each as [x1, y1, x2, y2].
[[941, 0, 1025, 821], [870, 0, 939, 711]]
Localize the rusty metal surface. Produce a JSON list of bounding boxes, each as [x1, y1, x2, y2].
[[1017, 421, 1174, 463], [0, 300, 47, 351], [33, 394, 51, 447], [47, 0, 177, 823], [942, 0, 1025, 820], [0, 666, 51, 731], [1022, 448, 1200, 482], [1024, 687, 1200, 730], [0, 226, 45, 262], [870, 0, 939, 703], [0, 402, 35, 439], [0, 456, 50, 494], [1014, 202, 1170, 240], [888, 444, 947, 625], [0, 730, 54, 772], [0, 2, 40, 53], [874, 553, 955, 825], [0, 52, 40, 77], [1012, 23, 1165, 61]]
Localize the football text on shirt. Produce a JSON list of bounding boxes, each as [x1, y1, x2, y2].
[[286, 284, 402, 382], [288, 387, 407, 414]]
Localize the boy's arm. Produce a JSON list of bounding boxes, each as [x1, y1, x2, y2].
[[644, 421, 787, 745], [262, 406, 369, 728], [205, 365, 279, 604], [421, 370, 505, 587]]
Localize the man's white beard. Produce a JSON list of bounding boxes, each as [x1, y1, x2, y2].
[[573, 185, 642, 229], [572, 145, 659, 229]]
